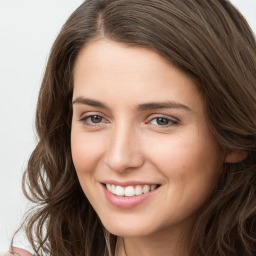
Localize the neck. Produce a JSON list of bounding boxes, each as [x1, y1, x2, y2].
[[116, 228, 191, 256]]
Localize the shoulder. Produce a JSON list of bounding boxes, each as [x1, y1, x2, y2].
[[0, 247, 33, 256]]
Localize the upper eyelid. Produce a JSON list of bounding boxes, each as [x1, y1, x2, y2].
[[146, 113, 179, 122], [78, 111, 180, 124], [146, 114, 181, 129], [80, 114, 108, 121], [79, 115, 110, 127], [79, 111, 109, 120], [153, 117, 177, 123], [148, 117, 179, 126]]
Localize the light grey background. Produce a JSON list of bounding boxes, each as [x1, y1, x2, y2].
[[0, 0, 83, 252], [0, 0, 255, 252]]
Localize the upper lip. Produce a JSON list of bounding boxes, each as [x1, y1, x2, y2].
[[101, 179, 161, 187]]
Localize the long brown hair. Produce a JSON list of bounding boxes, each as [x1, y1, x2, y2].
[[14, 0, 256, 255]]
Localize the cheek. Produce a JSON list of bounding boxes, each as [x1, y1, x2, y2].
[[71, 131, 106, 206], [71, 131, 104, 176], [148, 136, 214, 173], [148, 129, 224, 198], [151, 125, 223, 172]]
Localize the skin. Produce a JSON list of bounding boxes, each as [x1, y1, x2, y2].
[[71, 39, 230, 256]]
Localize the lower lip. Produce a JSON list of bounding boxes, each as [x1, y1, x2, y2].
[[103, 185, 158, 209]]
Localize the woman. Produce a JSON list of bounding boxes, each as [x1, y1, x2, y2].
[[6, 0, 256, 255]]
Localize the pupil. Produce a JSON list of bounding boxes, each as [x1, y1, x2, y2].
[[92, 115, 102, 123], [157, 117, 168, 125]]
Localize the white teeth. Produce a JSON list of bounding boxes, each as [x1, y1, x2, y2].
[[151, 185, 157, 191], [115, 185, 125, 196], [135, 185, 142, 195], [106, 184, 158, 196], [142, 185, 150, 194], [106, 184, 111, 191], [111, 184, 116, 194], [125, 186, 135, 197]]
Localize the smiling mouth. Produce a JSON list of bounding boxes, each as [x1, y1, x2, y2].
[[104, 184, 160, 197]]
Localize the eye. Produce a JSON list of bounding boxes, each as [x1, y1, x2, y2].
[[149, 117, 178, 127], [80, 114, 109, 126], [89, 115, 103, 123]]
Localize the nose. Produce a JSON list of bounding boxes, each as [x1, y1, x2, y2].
[[104, 123, 144, 173]]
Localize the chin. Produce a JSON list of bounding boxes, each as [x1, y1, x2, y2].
[[101, 217, 156, 238], [107, 227, 151, 238]]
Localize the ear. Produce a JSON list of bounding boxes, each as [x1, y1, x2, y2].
[[224, 149, 248, 163]]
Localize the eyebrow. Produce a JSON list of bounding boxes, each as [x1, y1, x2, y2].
[[137, 102, 191, 111], [72, 97, 191, 112], [72, 97, 109, 110]]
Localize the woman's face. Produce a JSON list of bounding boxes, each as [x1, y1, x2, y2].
[[71, 39, 226, 239]]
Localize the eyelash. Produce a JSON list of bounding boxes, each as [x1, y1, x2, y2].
[[148, 116, 179, 127], [80, 114, 109, 126], [80, 114, 179, 128]]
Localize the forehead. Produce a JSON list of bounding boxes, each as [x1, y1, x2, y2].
[[73, 39, 203, 112], [74, 39, 173, 80]]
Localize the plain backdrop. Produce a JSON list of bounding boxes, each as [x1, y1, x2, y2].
[[0, 0, 255, 252]]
